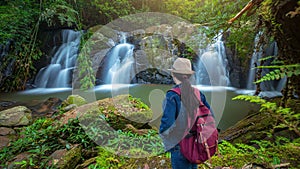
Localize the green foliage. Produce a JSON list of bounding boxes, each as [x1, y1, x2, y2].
[[233, 95, 266, 104], [77, 32, 96, 90], [233, 95, 300, 138], [91, 0, 135, 23], [0, 117, 95, 168], [83, 121, 164, 157], [0, 118, 59, 167], [92, 129, 165, 168], [40, 0, 80, 28], [254, 64, 300, 83], [164, 0, 257, 60], [128, 95, 149, 110], [258, 0, 283, 35], [0, 0, 42, 91], [95, 147, 126, 169], [209, 138, 300, 168]]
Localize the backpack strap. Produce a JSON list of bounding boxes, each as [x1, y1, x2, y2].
[[169, 87, 203, 106], [169, 87, 181, 96]]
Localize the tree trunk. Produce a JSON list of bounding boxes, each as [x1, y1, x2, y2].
[[269, 0, 300, 96]]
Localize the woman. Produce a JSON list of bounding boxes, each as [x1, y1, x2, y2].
[[159, 57, 212, 169]]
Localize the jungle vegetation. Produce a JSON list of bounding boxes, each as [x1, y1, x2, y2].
[[0, 0, 299, 96], [0, 0, 299, 168]]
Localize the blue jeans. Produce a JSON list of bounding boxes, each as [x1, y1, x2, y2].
[[170, 145, 198, 169]]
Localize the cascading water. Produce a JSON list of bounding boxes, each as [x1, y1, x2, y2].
[[0, 40, 14, 79], [34, 30, 81, 88], [247, 32, 263, 90], [195, 33, 230, 86], [103, 34, 135, 84], [246, 32, 285, 92]]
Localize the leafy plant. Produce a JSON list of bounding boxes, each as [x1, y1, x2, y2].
[[0, 117, 96, 168], [76, 32, 96, 90], [91, 0, 135, 23], [209, 139, 299, 168], [254, 64, 300, 83], [95, 147, 126, 169], [233, 95, 300, 137]]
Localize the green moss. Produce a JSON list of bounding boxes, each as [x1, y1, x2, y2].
[[220, 111, 277, 144], [63, 95, 87, 107], [57, 145, 82, 169], [94, 94, 153, 130], [268, 141, 300, 168]]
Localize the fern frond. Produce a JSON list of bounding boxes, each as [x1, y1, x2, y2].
[[233, 94, 300, 136], [232, 95, 266, 104], [254, 64, 300, 84], [255, 64, 300, 69], [258, 55, 275, 62]]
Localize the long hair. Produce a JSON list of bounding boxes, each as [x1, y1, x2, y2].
[[173, 73, 200, 116]]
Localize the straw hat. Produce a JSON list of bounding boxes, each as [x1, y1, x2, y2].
[[168, 58, 194, 74]]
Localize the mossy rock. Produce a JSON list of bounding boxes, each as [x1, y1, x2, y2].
[[95, 147, 171, 169], [56, 145, 82, 169], [268, 141, 300, 168], [219, 98, 300, 144], [80, 94, 153, 131], [0, 106, 32, 126], [62, 95, 87, 107], [219, 111, 275, 144], [123, 155, 171, 169]]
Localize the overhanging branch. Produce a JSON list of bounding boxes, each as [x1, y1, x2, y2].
[[228, 0, 264, 24]]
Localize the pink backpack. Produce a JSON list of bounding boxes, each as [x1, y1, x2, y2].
[[170, 87, 218, 164]]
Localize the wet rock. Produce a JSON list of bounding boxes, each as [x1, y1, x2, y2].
[[0, 106, 32, 127], [133, 68, 173, 84], [0, 101, 17, 111], [30, 97, 62, 117]]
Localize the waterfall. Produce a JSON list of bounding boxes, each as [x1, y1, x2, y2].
[[246, 32, 285, 91], [0, 40, 15, 78], [34, 30, 81, 88], [195, 33, 230, 86], [103, 34, 135, 84], [247, 32, 263, 90]]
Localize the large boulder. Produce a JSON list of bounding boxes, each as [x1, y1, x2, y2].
[[30, 97, 62, 118], [0, 106, 32, 127]]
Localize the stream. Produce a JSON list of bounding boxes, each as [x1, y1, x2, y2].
[[0, 84, 259, 131]]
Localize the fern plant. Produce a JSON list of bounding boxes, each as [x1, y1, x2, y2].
[[233, 95, 300, 137], [254, 64, 300, 84]]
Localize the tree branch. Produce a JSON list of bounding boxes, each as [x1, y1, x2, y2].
[[228, 0, 264, 24]]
